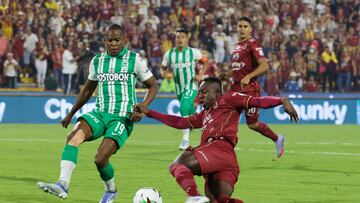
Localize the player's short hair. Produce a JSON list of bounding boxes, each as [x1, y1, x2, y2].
[[238, 16, 252, 26], [203, 77, 222, 92], [108, 24, 124, 32], [176, 27, 188, 35]]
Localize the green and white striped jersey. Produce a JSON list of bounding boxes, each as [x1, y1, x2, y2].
[[162, 47, 202, 95], [88, 48, 153, 116]]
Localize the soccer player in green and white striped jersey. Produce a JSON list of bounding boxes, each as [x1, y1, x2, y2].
[[162, 28, 207, 150], [37, 24, 158, 203]]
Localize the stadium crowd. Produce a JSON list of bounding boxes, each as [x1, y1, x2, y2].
[[0, 0, 359, 94]]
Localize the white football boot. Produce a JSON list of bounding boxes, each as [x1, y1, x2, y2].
[[37, 181, 68, 199], [276, 134, 285, 158]]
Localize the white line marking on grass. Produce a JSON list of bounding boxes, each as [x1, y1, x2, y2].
[[235, 147, 360, 157], [241, 141, 360, 146], [2, 138, 359, 156], [0, 138, 62, 142]]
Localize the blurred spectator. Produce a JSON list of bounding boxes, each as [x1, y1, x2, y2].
[[199, 29, 215, 55], [321, 45, 338, 92], [62, 42, 78, 95], [212, 24, 227, 64], [306, 75, 319, 92], [159, 71, 175, 93], [160, 33, 172, 54], [76, 41, 94, 91], [23, 26, 38, 75], [0, 0, 357, 94], [306, 46, 319, 80], [284, 71, 301, 92], [33, 38, 49, 88], [0, 30, 9, 59], [50, 40, 64, 88], [337, 48, 355, 92], [2, 15, 13, 40], [147, 32, 162, 79], [3, 53, 20, 88], [44, 70, 58, 91]]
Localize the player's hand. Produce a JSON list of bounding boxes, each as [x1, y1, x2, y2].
[[281, 98, 299, 123], [131, 103, 147, 122], [240, 75, 251, 87], [133, 103, 149, 115], [61, 114, 73, 128]]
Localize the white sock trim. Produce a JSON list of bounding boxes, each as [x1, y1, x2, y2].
[[182, 129, 190, 141], [59, 160, 76, 189], [104, 177, 116, 192]]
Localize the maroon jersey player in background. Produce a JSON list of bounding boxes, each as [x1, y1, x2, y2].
[[229, 16, 286, 157], [135, 77, 298, 203]]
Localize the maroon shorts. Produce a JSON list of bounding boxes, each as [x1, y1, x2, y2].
[[192, 139, 239, 187], [243, 91, 260, 124]]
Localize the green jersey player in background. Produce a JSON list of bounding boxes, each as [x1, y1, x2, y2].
[[162, 28, 207, 150], [37, 24, 158, 203]]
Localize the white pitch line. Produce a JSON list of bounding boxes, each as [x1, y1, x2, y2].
[[0, 138, 62, 142], [236, 147, 360, 157], [1, 138, 360, 157], [240, 141, 360, 146]]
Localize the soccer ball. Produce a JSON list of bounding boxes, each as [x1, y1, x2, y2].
[[133, 187, 162, 203]]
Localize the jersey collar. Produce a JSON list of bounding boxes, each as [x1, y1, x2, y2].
[[175, 46, 188, 52], [106, 47, 128, 58]]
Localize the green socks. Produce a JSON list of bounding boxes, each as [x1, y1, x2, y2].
[[97, 162, 114, 181], [61, 144, 78, 164]]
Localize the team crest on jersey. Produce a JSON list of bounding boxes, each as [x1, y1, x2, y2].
[[97, 72, 129, 82], [232, 53, 239, 60]]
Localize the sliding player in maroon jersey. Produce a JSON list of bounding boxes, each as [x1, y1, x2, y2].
[[230, 17, 286, 157], [135, 77, 298, 203]]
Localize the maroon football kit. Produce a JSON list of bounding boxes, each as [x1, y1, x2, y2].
[[147, 93, 283, 187], [230, 37, 266, 124]]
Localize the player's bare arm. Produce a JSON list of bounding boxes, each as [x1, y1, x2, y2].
[[195, 57, 208, 81], [239, 95, 299, 124], [241, 57, 269, 86], [131, 76, 158, 122], [61, 79, 98, 128]]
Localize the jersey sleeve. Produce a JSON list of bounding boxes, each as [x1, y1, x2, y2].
[[135, 53, 153, 82], [192, 48, 202, 61], [187, 111, 204, 129], [161, 50, 170, 67], [88, 57, 97, 81], [223, 92, 252, 110], [250, 40, 266, 60]]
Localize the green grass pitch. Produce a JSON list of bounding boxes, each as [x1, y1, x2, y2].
[[0, 124, 359, 203]]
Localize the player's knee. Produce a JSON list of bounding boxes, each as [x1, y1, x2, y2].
[[247, 122, 258, 131], [66, 130, 81, 146], [168, 162, 177, 176], [94, 152, 108, 168]]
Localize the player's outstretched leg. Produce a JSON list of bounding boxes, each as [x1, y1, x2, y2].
[[37, 144, 78, 198], [37, 181, 68, 199], [248, 122, 285, 157], [96, 139, 118, 203]]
